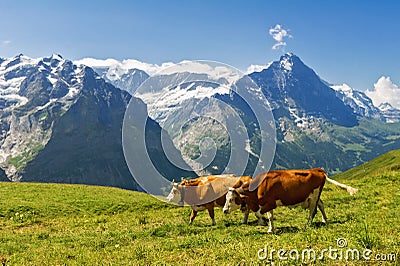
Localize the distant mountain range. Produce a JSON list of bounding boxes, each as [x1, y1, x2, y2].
[[79, 54, 400, 123], [1, 52, 400, 188]]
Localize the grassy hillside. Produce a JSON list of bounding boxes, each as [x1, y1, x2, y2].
[[1, 152, 399, 265], [334, 149, 400, 180]]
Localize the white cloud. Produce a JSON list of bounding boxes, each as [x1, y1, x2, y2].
[[269, 24, 292, 50], [365, 76, 400, 108], [1, 40, 11, 46]]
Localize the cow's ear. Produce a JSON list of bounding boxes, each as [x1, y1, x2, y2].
[[172, 179, 175, 184], [232, 180, 243, 189]]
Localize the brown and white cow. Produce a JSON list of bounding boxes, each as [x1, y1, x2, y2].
[[223, 168, 358, 233], [166, 174, 252, 225]]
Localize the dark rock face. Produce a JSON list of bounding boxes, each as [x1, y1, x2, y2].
[[0, 169, 9, 182]]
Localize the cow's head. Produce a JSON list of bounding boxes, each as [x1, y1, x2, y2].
[[223, 187, 243, 214], [166, 180, 182, 204]]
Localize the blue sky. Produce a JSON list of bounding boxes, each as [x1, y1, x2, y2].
[[1, 0, 400, 91]]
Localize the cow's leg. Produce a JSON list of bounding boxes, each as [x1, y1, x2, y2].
[[242, 208, 250, 224], [258, 201, 276, 228], [305, 202, 318, 229], [266, 211, 274, 233], [317, 199, 327, 223], [207, 206, 216, 226], [305, 189, 320, 228], [255, 209, 267, 226], [189, 209, 197, 225]]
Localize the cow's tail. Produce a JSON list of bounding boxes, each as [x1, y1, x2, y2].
[[325, 175, 358, 195]]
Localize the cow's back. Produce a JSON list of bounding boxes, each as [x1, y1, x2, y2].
[[183, 175, 239, 206], [257, 169, 326, 207]]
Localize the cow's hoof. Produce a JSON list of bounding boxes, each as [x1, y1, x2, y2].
[[259, 221, 267, 226], [267, 229, 274, 234]]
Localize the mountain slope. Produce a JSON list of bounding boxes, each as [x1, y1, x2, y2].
[[20, 67, 136, 188], [333, 149, 400, 180]]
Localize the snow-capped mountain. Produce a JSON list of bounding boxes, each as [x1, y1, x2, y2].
[[378, 102, 400, 123], [249, 53, 358, 127], [0, 54, 194, 187], [93, 67, 149, 95], [74, 58, 166, 94], [0, 54, 81, 109], [331, 83, 382, 119], [75, 58, 246, 95], [75, 54, 399, 125], [0, 54, 86, 179]]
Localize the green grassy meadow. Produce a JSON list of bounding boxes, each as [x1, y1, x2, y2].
[[1, 151, 400, 265]]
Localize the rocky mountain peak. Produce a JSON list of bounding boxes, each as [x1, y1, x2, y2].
[[378, 102, 400, 123], [249, 54, 358, 127], [379, 102, 395, 111], [277, 52, 298, 71], [272, 53, 308, 74]]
